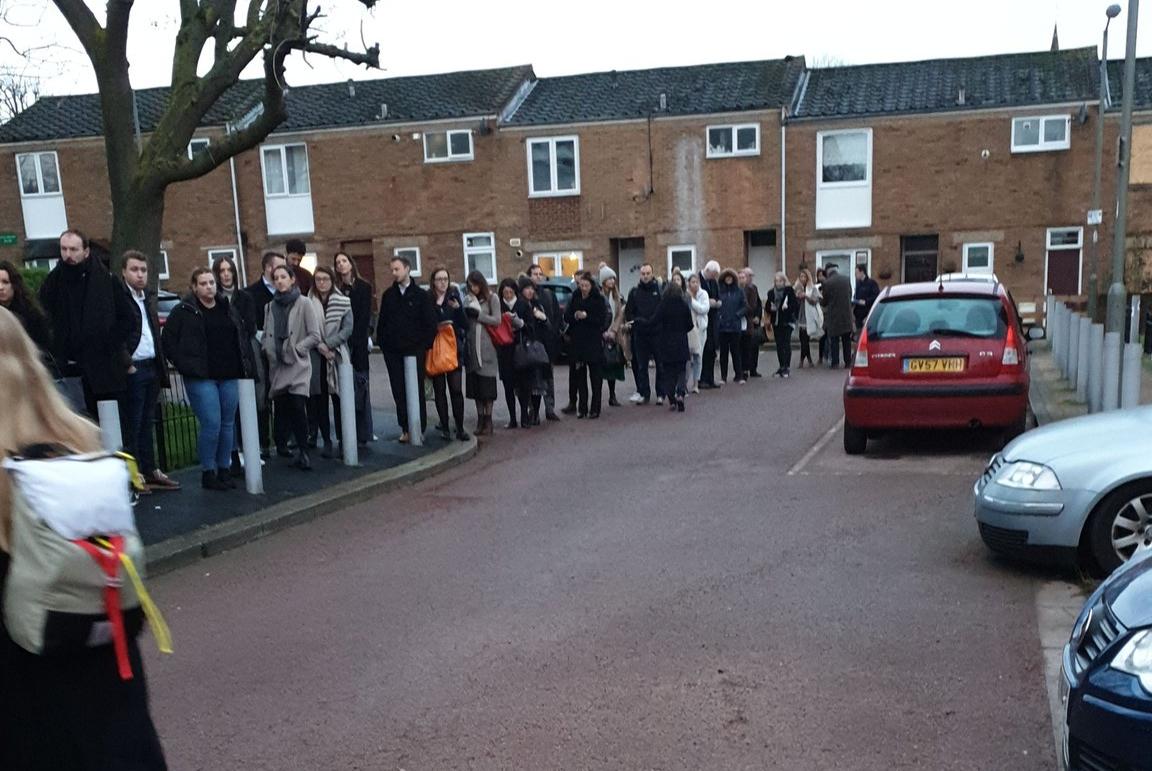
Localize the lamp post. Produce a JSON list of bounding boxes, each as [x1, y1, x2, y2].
[[1091, 4, 1123, 322], [1106, 0, 1141, 335]]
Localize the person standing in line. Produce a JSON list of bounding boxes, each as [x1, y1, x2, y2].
[[599, 266, 627, 407], [334, 252, 374, 450], [119, 251, 180, 492], [163, 268, 253, 488], [428, 267, 470, 442], [669, 271, 686, 291], [716, 268, 747, 384], [527, 264, 562, 421], [641, 279, 693, 413], [375, 255, 438, 444], [766, 271, 798, 378], [285, 238, 314, 297], [0, 259, 53, 368], [495, 278, 527, 429], [697, 260, 722, 389], [39, 229, 136, 416], [820, 264, 855, 368], [624, 263, 663, 405], [794, 268, 823, 369], [246, 251, 287, 454], [686, 272, 709, 393], [853, 265, 881, 334], [307, 266, 352, 458], [263, 264, 321, 468], [740, 268, 764, 379], [513, 277, 552, 427], [815, 267, 830, 365], [213, 254, 258, 473], [461, 271, 501, 436], [564, 271, 607, 419]]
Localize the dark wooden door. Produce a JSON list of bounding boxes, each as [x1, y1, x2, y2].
[[1046, 250, 1080, 295], [353, 254, 378, 310]]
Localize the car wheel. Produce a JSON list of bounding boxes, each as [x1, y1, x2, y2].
[[843, 422, 867, 455], [1086, 480, 1152, 575]]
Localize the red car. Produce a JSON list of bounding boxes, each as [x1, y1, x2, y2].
[[842, 280, 1031, 455]]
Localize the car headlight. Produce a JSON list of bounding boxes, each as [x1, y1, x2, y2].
[[1113, 629, 1152, 694], [995, 461, 1061, 490]]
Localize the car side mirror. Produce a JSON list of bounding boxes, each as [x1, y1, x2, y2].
[[1025, 325, 1046, 341]]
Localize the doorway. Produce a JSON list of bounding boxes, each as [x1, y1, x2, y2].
[[744, 229, 778, 285], [816, 249, 871, 292], [612, 237, 646, 296], [1045, 227, 1083, 295], [901, 234, 939, 283]]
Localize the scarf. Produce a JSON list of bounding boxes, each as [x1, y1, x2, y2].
[[271, 286, 301, 360]]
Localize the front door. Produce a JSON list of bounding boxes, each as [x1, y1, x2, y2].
[[613, 237, 646, 296], [1045, 227, 1083, 295], [901, 234, 939, 283], [817, 249, 871, 292], [745, 229, 778, 284]]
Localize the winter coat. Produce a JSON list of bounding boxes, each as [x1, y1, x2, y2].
[[341, 277, 373, 372], [375, 281, 438, 357], [820, 271, 855, 338], [536, 285, 562, 361], [794, 281, 824, 337], [689, 287, 710, 338], [716, 271, 748, 333], [651, 292, 695, 365], [462, 292, 501, 379], [4, 300, 53, 371], [564, 287, 608, 365], [699, 272, 720, 344], [245, 278, 275, 331], [122, 284, 170, 386], [766, 285, 798, 328], [514, 296, 550, 343], [262, 294, 322, 397], [743, 283, 764, 335], [308, 291, 352, 395], [432, 286, 468, 352], [624, 279, 662, 337], [162, 294, 253, 380], [853, 277, 881, 328]]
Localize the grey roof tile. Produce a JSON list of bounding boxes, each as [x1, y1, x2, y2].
[[1106, 57, 1152, 111]]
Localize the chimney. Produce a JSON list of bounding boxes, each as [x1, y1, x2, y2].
[[956, 86, 966, 106], [347, 79, 355, 98], [376, 102, 388, 120], [658, 92, 667, 111]]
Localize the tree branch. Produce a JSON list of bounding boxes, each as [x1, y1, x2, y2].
[[50, 0, 104, 64], [299, 39, 379, 68]]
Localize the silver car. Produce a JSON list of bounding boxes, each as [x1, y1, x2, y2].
[[974, 406, 1152, 574]]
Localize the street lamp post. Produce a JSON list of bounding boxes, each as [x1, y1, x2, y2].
[[1106, 0, 1141, 335], [1091, 4, 1123, 322]]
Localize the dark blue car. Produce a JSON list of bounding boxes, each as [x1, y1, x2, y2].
[[1062, 548, 1152, 770]]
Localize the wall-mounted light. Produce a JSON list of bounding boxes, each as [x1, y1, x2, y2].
[[1014, 241, 1025, 263]]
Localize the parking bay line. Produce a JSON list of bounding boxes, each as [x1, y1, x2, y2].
[[1035, 580, 1085, 767], [788, 417, 843, 476]]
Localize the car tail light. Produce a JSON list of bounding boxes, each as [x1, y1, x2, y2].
[[1002, 325, 1020, 366], [853, 329, 869, 369]]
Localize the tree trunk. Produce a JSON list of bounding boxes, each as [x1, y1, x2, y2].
[[109, 181, 167, 290]]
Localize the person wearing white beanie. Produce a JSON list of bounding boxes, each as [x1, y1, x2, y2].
[[599, 265, 617, 286]]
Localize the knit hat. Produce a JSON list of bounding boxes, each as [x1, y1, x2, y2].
[[517, 275, 534, 293], [599, 265, 617, 285]]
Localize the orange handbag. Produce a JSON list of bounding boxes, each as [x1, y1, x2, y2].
[[426, 324, 459, 376]]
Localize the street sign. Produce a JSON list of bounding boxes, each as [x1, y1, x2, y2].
[[0, 233, 17, 246], [1087, 209, 1103, 226]]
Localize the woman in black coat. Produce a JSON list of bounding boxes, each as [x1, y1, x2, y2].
[[513, 276, 551, 428], [0, 259, 54, 373], [334, 252, 375, 446], [766, 271, 799, 378], [564, 272, 608, 419], [640, 281, 694, 413]]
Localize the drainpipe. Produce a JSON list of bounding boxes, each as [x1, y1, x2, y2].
[[227, 121, 248, 287], [780, 107, 787, 273]]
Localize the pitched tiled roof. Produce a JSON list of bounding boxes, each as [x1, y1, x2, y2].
[[0, 65, 534, 143], [1106, 58, 1152, 111], [793, 48, 1099, 119], [504, 58, 806, 126]]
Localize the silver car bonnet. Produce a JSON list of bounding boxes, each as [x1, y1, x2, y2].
[[1004, 405, 1152, 465]]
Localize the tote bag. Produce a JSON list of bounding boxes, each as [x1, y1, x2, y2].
[[426, 324, 459, 376], [486, 313, 515, 347]]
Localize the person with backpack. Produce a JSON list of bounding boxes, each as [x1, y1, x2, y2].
[[0, 306, 168, 770]]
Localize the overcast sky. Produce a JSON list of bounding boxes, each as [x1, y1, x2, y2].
[[4, 0, 1152, 97]]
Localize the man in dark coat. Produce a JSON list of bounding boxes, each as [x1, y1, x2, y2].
[[286, 238, 314, 296], [528, 263, 561, 421], [39, 229, 136, 417], [624, 263, 664, 404], [820, 264, 855, 368], [740, 268, 764, 379], [245, 251, 287, 453], [697, 260, 722, 388], [853, 266, 881, 332], [375, 254, 438, 442]]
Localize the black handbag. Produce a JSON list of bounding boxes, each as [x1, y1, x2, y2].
[[513, 338, 549, 371], [603, 340, 625, 366]]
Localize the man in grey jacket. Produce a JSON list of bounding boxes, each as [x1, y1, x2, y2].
[[819, 264, 855, 368]]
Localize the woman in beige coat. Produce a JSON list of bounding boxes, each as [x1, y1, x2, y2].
[[262, 264, 322, 469], [599, 265, 627, 407]]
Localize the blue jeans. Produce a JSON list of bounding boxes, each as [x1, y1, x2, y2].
[[121, 364, 160, 475], [185, 378, 239, 472]]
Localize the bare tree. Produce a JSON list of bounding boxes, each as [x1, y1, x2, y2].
[[0, 69, 37, 122], [51, 0, 380, 274]]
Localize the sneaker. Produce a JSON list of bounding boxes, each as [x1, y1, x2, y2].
[[629, 393, 644, 404], [146, 470, 181, 491], [736, 379, 747, 385], [749, 372, 763, 378], [692, 386, 700, 394], [656, 397, 666, 406], [783, 371, 791, 378], [398, 432, 410, 444], [561, 405, 577, 415]]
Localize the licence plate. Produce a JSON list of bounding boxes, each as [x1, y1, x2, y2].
[[903, 357, 966, 373]]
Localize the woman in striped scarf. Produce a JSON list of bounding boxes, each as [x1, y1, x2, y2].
[[308, 266, 352, 458]]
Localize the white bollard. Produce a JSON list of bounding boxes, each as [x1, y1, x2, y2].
[[1061, 305, 1075, 380], [404, 355, 424, 447], [1122, 342, 1143, 409], [337, 355, 359, 466], [1131, 297, 1142, 343], [1056, 304, 1070, 376], [1067, 312, 1081, 385], [1103, 331, 1122, 411], [1088, 323, 1105, 413], [97, 399, 123, 454], [1050, 303, 1063, 371], [1076, 316, 1091, 403], [237, 378, 264, 494]]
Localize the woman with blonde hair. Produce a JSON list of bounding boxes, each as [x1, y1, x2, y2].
[[794, 268, 823, 369], [767, 270, 798, 378], [0, 306, 168, 769]]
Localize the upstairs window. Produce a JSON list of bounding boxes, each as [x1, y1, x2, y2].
[[16, 152, 62, 197], [1011, 115, 1070, 153], [819, 130, 871, 185], [261, 143, 311, 197], [187, 138, 210, 160], [527, 136, 580, 197], [423, 130, 474, 163], [706, 124, 760, 158]]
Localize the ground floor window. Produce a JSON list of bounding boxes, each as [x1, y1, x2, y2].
[[393, 246, 422, 278], [816, 249, 871, 291], [463, 233, 496, 284], [667, 245, 696, 277], [534, 251, 583, 279], [962, 243, 994, 274]]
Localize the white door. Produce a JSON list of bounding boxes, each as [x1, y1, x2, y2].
[[747, 245, 777, 286], [618, 245, 646, 296], [817, 249, 871, 292]]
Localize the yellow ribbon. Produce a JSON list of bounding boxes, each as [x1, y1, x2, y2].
[[95, 537, 173, 656], [114, 451, 149, 493]]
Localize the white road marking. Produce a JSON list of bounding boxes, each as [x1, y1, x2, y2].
[[1035, 580, 1086, 768], [787, 418, 843, 476]]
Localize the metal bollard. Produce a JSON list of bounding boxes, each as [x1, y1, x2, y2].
[[1102, 331, 1122, 412], [1122, 342, 1143, 409], [1067, 312, 1081, 385], [1076, 316, 1091, 403], [237, 378, 264, 494], [97, 399, 123, 453], [1088, 323, 1105, 413], [337, 356, 359, 466], [404, 355, 424, 447], [1056, 304, 1070, 376], [1050, 303, 1063, 371], [1061, 305, 1076, 380], [1130, 297, 1142, 344]]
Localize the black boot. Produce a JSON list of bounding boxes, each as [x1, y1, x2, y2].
[[201, 470, 225, 490], [294, 449, 312, 471], [217, 469, 237, 489], [230, 450, 245, 477]]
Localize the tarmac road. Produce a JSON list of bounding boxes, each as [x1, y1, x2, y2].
[[145, 365, 1055, 770]]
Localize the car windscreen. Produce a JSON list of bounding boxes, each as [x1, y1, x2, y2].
[[866, 296, 1007, 340]]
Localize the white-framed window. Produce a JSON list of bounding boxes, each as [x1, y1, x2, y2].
[[188, 138, 211, 160], [393, 246, 422, 278], [423, 130, 474, 163], [261, 143, 311, 197], [16, 151, 62, 197], [157, 249, 170, 281], [207, 247, 238, 265], [667, 245, 696, 276], [816, 249, 872, 292], [534, 251, 583, 279], [526, 136, 580, 197], [1011, 115, 1070, 153], [706, 123, 760, 158], [1047, 227, 1083, 250], [463, 232, 496, 283], [818, 129, 872, 186], [962, 243, 995, 274], [24, 257, 58, 271]]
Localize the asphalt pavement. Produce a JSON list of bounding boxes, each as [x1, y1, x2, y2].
[[143, 363, 1058, 770]]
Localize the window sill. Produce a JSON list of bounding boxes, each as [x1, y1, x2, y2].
[[528, 190, 581, 199], [706, 150, 761, 159], [1010, 145, 1070, 154], [263, 192, 313, 200], [19, 191, 64, 200], [424, 155, 475, 164]]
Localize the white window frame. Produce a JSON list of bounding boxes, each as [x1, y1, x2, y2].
[[816, 249, 872, 292], [526, 135, 581, 198], [207, 247, 238, 264], [393, 246, 422, 278], [260, 143, 311, 198], [962, 242, 995, 274], [705, 123, 761, 158], [187, 138, 211, 160], [15, 151, 63, 198], [1011, 115, 1071, 153], [534, 251, 584, 279], [423, 130, 474, 163], [666, 244, 697, 276], [816, 128, 873, 188], [157, 249, 170, 281], [1044, 226, 1084, 295], [462, 232, 497, 284]]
